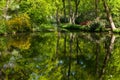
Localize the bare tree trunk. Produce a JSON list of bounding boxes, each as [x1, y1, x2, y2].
[[64, 32, 67, 54], [76, 35, 79, 64], [4, 0, 10, 20], [68, 33, 73, 80], [95, 0, 99, 19], [62, 0, 67, 22], [99, 34, 115, 80], [56, 31, 60, 58], [68, 0, 72, 23], [56, 7, 60, 25], [72, 0, 80, 24], [74, 0, 80, 17], [95, 42, 100, 76], [102, 0, 116, 31]]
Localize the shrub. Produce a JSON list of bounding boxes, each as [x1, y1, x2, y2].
[[61, 24, 90, 31], [6, 13, 31, 32], [60, 17, 69, 23], [75, 11, 95, 24], [75, 16, 83, 24], [90, 20, 106, 32], [0, 20, 7, 34], [8, 35, 31, 50]]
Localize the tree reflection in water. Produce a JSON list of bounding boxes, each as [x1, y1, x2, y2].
[[0, 32, 119, 80]]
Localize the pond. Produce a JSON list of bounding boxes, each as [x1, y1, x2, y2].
[[0, 32, 120, 80]]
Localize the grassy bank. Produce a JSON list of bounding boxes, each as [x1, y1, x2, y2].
[[60, 23, 108, 32]]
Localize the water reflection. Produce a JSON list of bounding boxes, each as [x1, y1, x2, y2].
[[0, 32, 120, 80]]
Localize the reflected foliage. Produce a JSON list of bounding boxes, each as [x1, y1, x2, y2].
[[0, 32, 120, 80]]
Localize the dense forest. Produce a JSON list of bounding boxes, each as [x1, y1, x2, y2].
[[0, 0, 120, 34]]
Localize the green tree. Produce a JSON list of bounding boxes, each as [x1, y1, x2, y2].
[[102, 0, 116, 31]]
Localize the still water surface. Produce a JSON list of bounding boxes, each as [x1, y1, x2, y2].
[[0, 32, 120, 80]]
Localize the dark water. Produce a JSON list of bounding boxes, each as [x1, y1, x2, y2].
[[0, 32, 120, 80]]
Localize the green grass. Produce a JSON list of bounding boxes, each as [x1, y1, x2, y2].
[[60, 23, 107, 32], [60, 24, 90, 31]]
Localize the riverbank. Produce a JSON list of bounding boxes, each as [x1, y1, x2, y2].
[[60, 24, 120, 34]]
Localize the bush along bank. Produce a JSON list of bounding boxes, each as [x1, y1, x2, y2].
[[60, 20, 109, 32], [0, 14, 55, 35]]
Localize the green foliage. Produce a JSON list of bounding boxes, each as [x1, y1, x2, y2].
[[0, 20, 7, 34], [8, 35, 31, 50], [75, 16, 84, 24], [61, 21, 106, 32], [0, 0, 120, 32], [0, 0, 6, 15], [108, 0, 120, 28], [1, 32, 120, 80], [90, 20, 106, 32], [61, 24, 90, 31], [60, 17, 69, 23], [104, 35, 120, 80], [20, 0, 55, 25], [113, 18, 120, 28], [77, 0, 95, 20], [113, 29, 120, 33], [6, 13, 31, 32]]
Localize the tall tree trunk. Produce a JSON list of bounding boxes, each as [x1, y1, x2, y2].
[[56, 7, 60, 25], [62, 0, 67, 22], [55, 0, 60, 25], [68, 0, 72, 23], [74, 0, 80, 17], [56, 31, 60, 58], [68, 33, 73, 80], [76, 35, 79, 64], [95, 42, 100, 76], [95, 0, 99, 19], [4, 0, 10, 20], [102, 0, 116, 31], [99, 34, 115, 80], [64, 32, 67, 54], [73, 0, 80, 24]]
